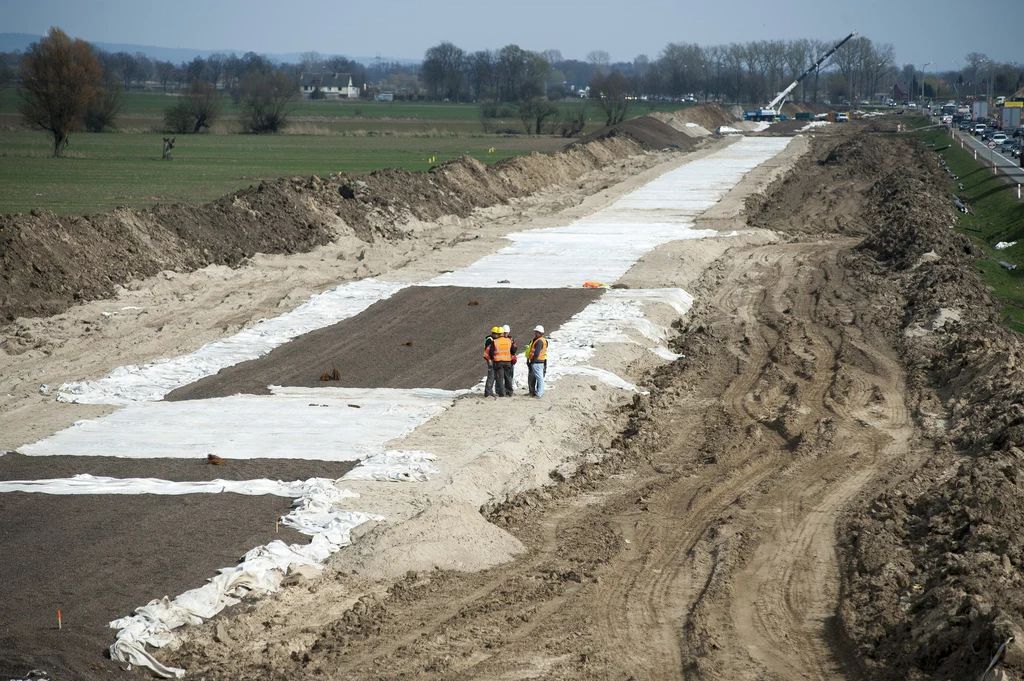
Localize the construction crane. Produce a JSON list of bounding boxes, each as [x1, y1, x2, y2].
[[745, 31, 858, 122]]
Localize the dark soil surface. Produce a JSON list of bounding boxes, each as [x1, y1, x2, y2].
[[166, 286, 600, 400], [0, 451, 356, 483], [0, 491, 306, 681]]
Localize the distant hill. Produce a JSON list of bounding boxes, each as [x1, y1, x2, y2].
[[0, 33, 415, 66]]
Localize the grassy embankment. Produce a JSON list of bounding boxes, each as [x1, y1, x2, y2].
[[0, 90, 688, 215], [913, 126, 1024, 333]]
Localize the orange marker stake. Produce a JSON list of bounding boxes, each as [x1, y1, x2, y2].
[[58, 609, 62, 630]]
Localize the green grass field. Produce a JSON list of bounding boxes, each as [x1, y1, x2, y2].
[[913, 127, 1024, 333], [0, 129, 566, 215], [0, 90, 691, 215]]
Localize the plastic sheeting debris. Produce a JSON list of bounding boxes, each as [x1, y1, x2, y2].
[[59, 279, 409, 405], [107, 479, 378, 677], [650, 346, 683, 361], [19, 387, 463, 461], [342, 450, 439, 482], [996, 241, 1017, 250]]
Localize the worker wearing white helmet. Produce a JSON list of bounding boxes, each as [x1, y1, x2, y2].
[[527, 325, 548, 397]]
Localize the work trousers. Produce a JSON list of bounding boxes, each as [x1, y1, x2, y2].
[[493, 361, 514, 396], [484, 363, 496, 396], [528, 361, 547, 397]]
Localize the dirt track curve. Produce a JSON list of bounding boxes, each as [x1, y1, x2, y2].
[[169, 234, 917, 681]]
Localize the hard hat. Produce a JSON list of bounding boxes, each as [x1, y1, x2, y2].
[[534, 325, 544, 333], [502, 325, 510, 333], [491, 326, 501, 334]]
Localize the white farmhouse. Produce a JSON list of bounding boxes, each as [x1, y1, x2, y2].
[[300, 72, 360, 99]]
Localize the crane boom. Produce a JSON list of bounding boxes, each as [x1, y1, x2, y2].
[[766, 31, 858, 111], [745, 30, 858, 122]]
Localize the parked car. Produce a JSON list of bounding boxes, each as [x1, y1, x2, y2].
[[836, 112, 849, 122]]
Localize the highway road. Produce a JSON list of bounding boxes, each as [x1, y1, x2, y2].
[[951, 125, 1024, 186]]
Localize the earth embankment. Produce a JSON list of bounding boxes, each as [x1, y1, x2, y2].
[[0, 130, 668, 324]]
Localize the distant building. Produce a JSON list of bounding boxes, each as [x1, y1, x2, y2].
[[300, 72, 359, 99], [375, 93, 394, 102], [892, 80, 911, 103]]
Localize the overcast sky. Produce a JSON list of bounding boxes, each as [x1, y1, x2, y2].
[[0, 0, 1018, 69]]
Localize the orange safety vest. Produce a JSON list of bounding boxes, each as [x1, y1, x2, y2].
[[482, 335, 494, 360], [490, 336, 513, 362], [529, 336, 548, 361]]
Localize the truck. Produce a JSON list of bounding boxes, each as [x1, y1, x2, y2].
[[745, 30, 858, 122], [973, 101, 989, 120]]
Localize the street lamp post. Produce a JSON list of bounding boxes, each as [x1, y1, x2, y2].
[[921, 62, 933, 107]]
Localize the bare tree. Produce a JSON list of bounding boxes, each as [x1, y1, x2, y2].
[[18, 27, 103, 156], [114, 51, 138, 90], [784, 40, 812, 103], [300, 51, 323, 74], [205, 52, 225, 88], [164, 79, 223, 133], [518, 97, 559, 134], [422, 42, 466, 101], [586, 50, 611, 76], [155, 60, 175, 91], [239, 70, 298, 133], [590, 70, 630, 125], [557, 103, 587, 137]]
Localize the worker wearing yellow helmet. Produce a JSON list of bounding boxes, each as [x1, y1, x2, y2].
[[483, 326, 502, 397]]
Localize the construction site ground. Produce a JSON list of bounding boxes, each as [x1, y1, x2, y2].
[[4, 113, 1024, 681]]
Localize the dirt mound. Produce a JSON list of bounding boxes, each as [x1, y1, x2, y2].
[[574, 115, 699, 152], [671, 103, 737, 129], [0, 136, 649, 324], [750, 130, 1024, 680], [780, 102, 830, 116]]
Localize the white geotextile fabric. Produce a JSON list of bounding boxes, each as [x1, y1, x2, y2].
[[341, 450, 439, 482], [108, 480, 379, 678], [798, 121, 831, 132], [496, 288, 692, 393], [425, 137, 792, 288], [18, 387, 463, 461], [58, 279, 409, 405], [0, 474, 344, 496]]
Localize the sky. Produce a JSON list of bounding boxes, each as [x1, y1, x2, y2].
[[0, 0, 1018, 69]]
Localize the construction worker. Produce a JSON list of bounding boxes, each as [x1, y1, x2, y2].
[[487, 325, 514, 397], [527, 325, 548, 397], [503, 324, 517, 395], [483, 326, 501, 397]]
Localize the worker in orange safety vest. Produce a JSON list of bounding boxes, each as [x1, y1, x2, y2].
[[526, 325, 548, 397], [483, 326, 501, 397], [487, 325, 515, 396]]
